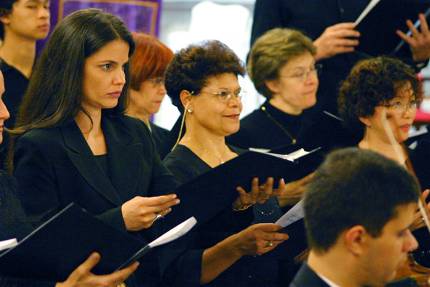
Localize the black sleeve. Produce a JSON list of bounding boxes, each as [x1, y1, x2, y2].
[[0, 277, 55, 287], [251, 0, 288, 45]]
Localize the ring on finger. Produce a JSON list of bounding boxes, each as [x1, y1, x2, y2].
[[265, 241, 274, 248], [152, 213, 163, 223]]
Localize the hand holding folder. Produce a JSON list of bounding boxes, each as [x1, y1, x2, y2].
[[0, 203, 197, 281]]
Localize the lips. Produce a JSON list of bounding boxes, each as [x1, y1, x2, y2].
[[224, 114, 240, 120], [107, 92, 122, 99], [38, 24, 50, 31], [400, 124, 411, 133]]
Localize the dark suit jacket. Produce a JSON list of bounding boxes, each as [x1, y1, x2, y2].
[[289, 263, 329, 287], [13, 115, 177, 286]]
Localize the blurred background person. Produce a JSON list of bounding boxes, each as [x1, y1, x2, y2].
[[127, 32, 174, 158]]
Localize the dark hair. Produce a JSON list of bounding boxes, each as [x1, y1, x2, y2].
[[12, 8, 135, 134], [165, 40, 245, 111], [130, 32, 173, 91], [0, 0, 16, 40], [338, 56, 420, 136], [304, 148, 420, 253]]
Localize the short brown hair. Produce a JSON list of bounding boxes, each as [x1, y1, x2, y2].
[[129, 33, 174, 91], [248, 28, 316, 99]]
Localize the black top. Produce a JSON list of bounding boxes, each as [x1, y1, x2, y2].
[[94, 154, 109, 177], [149, 122, 172, 160], [228, 101, 358, 153], [0, 171, 54, 287], [160, 144, 281, 287], [0, 59, 30, 170], [0, 59, 29, 129]]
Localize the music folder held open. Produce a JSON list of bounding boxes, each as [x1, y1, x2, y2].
[[0, 203, 196, 281], [160, 148, 323, 232]]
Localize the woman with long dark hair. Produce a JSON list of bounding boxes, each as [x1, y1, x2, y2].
[[10, 9, 179, 286]]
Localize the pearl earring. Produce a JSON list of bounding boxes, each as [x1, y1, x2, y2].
[[187, 108, 193, 113]]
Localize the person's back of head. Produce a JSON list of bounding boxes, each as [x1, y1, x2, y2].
[[302, 148, 420, 286]]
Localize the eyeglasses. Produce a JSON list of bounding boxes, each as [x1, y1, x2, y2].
[[199, 89, 245, 103], [147, 77, 165, 86], [279, 63, 322, 81], [381, 99, 419, 112]]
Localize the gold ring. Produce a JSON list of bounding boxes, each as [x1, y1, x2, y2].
[[265, 241, 274, 248]]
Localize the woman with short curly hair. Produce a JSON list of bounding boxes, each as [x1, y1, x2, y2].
[[160, 40, 289, 287]]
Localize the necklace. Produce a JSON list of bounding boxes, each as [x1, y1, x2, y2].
[[260, 105, 297, 145]]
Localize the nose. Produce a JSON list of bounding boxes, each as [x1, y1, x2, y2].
[[0, 99, 10, 121], [39, 6, 50, 19], [114, 68, 126, 86], [405, 229, 419, 252]]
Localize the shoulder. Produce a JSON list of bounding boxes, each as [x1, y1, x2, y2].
[[290, 264, 328, 287], [163, 146, 203, 184], [15, 127, 62, 149], [240, 108, 266, 128]]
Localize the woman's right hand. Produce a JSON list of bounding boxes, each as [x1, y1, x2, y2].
[[56, 252, 139, 287], [121, 194, 180, 231], [231, 223, 289, 256]]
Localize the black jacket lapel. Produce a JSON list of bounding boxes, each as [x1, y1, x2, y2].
[[61, 121, 122, 206]]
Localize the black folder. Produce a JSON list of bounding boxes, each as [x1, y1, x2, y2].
[[356, 0, 430, 56], [160, 149, 323, 231], [0, 203, 148, 281]]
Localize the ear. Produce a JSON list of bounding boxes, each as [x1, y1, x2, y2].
[[359, 116, 372, 128], [265, 79, 281, 95], [0, 14, 11, 26], [179, 90, 193, 110], [343, 225, 369, 256]]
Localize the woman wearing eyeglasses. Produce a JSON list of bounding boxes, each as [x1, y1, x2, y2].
[[126, 33, 174, 158], [228, 28, 356, 153], [157, 40, 289, 287], [338, 56, 430, 271]]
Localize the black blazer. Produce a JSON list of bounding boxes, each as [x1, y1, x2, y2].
[[12, 115, 177, 286], [13, 115, 176, 231]]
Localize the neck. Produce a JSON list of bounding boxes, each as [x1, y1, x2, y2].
[[74, 109, 103, 137], [125, 108, 150, 126], [0, 32, 37, 78], [179, 119, 233, 167], [307, 250, 362, 287], [359, 129, 407, 165], [269, 96, 303, 115]]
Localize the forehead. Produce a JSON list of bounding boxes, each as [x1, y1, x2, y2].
[[280, 52, 315, 70], [380, 203, 416, 233], [86, 39, 130, 63], [393, 81, 414, 99], [203, 73, 239, 88]]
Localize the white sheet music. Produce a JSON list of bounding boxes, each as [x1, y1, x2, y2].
[[275, 200, 304, 228], [355, 0, 382, 26], [148, 217, 197, 248], [0, 238, 17, 252]]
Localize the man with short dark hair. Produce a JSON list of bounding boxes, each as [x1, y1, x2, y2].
[[291, 148, 420, 287]]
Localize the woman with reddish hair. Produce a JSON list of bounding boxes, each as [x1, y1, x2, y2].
[[127, 33, 174, 158]]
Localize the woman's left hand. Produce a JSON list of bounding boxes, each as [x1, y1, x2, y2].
[[233, 177, 280, 211]]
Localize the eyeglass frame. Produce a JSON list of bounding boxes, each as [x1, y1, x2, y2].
[[380, 98, 419, 113], [278, 63, 322, 82], [189, 88, 245, 103]]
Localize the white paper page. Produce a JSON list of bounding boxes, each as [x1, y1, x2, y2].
[[0, 238, 17, 252], [355, 0, 382, 26], [275, 200, 304, 228], [148, 217, 197, 248]]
